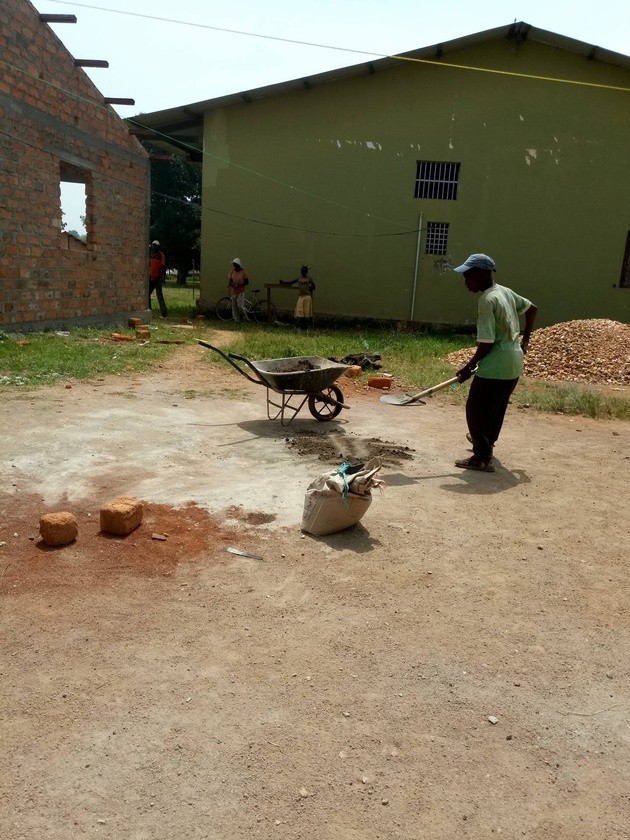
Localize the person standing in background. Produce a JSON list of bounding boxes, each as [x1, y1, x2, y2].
[[281, 264, 315, 330], [148, 240, 168, 318], [228, 258, 249, 322]]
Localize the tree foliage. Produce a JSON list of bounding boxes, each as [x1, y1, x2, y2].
[[143, 142, 202, 284]]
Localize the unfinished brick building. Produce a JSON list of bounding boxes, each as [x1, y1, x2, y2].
[[0, 0, 150, 331]]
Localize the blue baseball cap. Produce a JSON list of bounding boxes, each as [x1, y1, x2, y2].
[[453, 253, 496, 272]]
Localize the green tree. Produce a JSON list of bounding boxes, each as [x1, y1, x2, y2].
[[143, 143, 202, 285]]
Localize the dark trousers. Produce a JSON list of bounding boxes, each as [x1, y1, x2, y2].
[[466, 376, 518, 461], [149, 278, 168, 317]]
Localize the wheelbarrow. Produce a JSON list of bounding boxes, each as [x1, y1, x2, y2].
[[198, 341, 350, 426]]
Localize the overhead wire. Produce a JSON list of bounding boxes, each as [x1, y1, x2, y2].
[[44, 0, 630, 94], [130, 117, 407, 229], [0, 52, 414, 234], [0, 126, 419, 237], [10, 3, 630, 237]]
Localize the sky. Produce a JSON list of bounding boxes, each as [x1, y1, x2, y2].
[[38, 0, 630, 231]]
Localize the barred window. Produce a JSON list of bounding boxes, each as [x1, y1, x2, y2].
[[425, 222, 449, 255], [414, 161, 460, 200]]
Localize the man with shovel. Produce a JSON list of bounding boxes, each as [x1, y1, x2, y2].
[[452, 254, 538, 472]]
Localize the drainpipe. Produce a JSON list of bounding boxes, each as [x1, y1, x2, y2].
[[410, 213, 423, 322]]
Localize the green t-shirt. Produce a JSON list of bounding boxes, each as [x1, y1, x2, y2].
[[476, 283, 532, 380]]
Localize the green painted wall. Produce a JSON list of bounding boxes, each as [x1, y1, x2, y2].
[[200, 38, 630, 327]]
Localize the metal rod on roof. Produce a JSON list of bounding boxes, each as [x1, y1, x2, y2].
[[104, 98, 136, 105], [39, 14, 77, 23], [74, 59, 110, 68]]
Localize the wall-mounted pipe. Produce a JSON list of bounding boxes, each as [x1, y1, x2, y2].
[[410, 213, 423, 321]]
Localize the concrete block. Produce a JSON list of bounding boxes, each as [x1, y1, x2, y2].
[[39, 511, 78, 547], [100, 497, 143, 536]]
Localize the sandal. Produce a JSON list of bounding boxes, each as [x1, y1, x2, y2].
[[455, 456, 495, 473]]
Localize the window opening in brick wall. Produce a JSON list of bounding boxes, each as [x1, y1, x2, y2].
[[414, 161, 460, 200], [59, 162, 88, 242], [425, 222, 450, 255], [619, 231, 630, 288]]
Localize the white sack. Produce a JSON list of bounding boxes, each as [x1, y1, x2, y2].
[[301, 457, 382, 536]]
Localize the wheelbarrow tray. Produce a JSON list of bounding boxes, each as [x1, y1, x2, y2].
[[250, 356, 348, 393]]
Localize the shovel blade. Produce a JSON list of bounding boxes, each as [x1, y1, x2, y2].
[[379, 394, 426, 406]]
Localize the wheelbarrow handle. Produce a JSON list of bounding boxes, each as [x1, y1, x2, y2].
[[197, 341, 264, 386]]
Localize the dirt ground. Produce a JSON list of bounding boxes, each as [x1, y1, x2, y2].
[[1, 339, 629, 840]]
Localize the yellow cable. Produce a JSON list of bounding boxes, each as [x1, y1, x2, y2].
[[44, 0, 630, 94]]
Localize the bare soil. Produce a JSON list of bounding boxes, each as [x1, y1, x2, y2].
[[1, 340, 629, 840]]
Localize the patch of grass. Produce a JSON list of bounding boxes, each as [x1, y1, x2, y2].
[[210, 324, 630, 421], [152, 280, 200, 320], [0, 327, 174, 388], [514, 380, 630, 420], [3, 280, 629, 422], [221, 325, 471, 388]]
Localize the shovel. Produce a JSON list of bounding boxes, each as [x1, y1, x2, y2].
[[380, 370, 474, 406]]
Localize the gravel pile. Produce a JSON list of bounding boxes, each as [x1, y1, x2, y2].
[[447, 319, 630, 386]]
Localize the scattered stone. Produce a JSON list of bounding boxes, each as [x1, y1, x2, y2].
[[488, 716, 499, 725], [506, 735, 513, 740], [39, 512, 78, 547], [381, 798, 389, 805], [100, 497, 143, 536], [151, 533, 168, 541]]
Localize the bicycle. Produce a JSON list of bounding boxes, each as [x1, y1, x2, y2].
[[215, 288, 278, 324]]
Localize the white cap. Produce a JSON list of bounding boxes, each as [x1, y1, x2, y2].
[[453, 253, 496, 272], [151, 240, 160, 246], [232, 257, 242, 267]]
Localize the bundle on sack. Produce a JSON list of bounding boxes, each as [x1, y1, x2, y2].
[[301, 457, 383, 536]]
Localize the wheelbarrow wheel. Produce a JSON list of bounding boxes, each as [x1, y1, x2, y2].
[[308, 384, 344, 421], [215, 297, 232, 321]]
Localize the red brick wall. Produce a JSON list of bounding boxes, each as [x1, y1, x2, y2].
[[0, 0, 150, 330]]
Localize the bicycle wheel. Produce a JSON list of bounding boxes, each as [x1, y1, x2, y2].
[[215, 297, 232, 321], [308, 384, 344, 421], [266, 302, 278, 323], [248, 300, 277, 324]]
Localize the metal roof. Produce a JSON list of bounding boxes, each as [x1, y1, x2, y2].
[[127, 21, 630, 159]]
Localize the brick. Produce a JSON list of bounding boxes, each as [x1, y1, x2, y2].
[[100, 497, 143, 536], [39, 511, 78, 546]]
